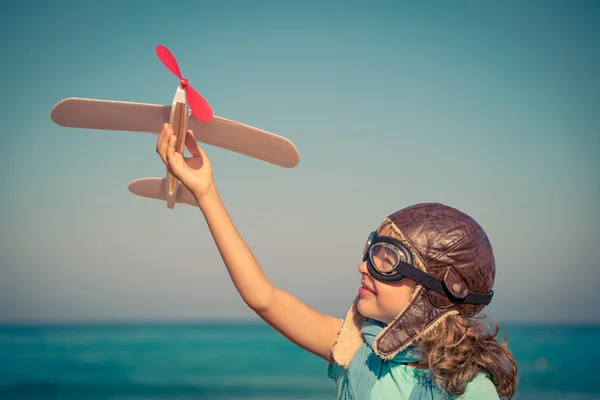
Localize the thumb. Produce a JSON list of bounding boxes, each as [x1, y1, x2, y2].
[[184, 130, 208, 160]]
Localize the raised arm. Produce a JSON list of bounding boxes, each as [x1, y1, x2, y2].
[[197, 187, 342, 362], [157, 124, 342, 363]]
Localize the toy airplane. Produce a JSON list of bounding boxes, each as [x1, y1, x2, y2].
[[51, 45, 300, 209]]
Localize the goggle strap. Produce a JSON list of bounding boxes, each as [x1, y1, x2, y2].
[[395, 262, 494, 305]]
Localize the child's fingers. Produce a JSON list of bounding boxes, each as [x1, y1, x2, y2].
[[156, 123, 168, 152], [165, 134, 182, 169], [157, 124, 172, 164]]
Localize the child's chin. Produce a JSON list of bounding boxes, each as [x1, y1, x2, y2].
[[356, 299, 375, 319], [357, 300, 394, 324]]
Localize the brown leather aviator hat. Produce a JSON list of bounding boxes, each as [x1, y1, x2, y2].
[[333, 203, 496, 366]]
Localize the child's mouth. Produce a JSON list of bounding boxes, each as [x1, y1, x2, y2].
[[359, 282, 377, 296]]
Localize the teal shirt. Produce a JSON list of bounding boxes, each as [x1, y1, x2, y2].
[[328, 361, 499, 399], [328, 319, 499, 399]]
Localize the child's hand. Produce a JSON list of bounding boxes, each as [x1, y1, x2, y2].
[[156, 123, 214, 200]]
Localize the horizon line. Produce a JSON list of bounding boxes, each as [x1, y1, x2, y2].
[[1, 316, 599, 328]]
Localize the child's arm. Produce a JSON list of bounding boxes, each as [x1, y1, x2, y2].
[[157, 125, 342, 363], [197, 186, 343, 363]]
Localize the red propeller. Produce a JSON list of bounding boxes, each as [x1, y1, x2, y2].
[[156, 45, 213, 122]]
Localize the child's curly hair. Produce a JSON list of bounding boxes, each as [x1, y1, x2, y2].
[[414, 314, 518, 398]]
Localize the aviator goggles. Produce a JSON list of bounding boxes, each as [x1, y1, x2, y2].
[[362, 231, 494, 305]]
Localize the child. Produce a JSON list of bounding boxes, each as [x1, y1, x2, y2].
[[156, 125, 518, 399]]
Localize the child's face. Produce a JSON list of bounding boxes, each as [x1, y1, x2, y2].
[[356, 259, 417, 324]]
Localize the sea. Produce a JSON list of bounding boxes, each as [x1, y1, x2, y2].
[[0, 322, 598, 400]]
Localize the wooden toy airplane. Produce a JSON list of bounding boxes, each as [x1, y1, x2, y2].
[[51, 45, 300, 209]]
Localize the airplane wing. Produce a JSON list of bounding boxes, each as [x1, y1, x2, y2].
[[51, 97, 300, 168], [187, 112, 300, 169]]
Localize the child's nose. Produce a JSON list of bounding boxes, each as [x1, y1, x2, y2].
[[358, 260, 369, 274]]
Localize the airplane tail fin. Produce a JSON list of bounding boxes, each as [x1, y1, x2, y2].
[[127, 178, 198, 208]]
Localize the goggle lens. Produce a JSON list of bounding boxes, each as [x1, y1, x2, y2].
[[369, 243, 401, 274], [363, 231, 413, 279]]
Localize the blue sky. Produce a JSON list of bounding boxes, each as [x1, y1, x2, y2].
[[1, 0, 598, 324]]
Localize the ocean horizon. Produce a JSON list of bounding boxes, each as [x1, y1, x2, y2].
[[1, 320, 598, 400]]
